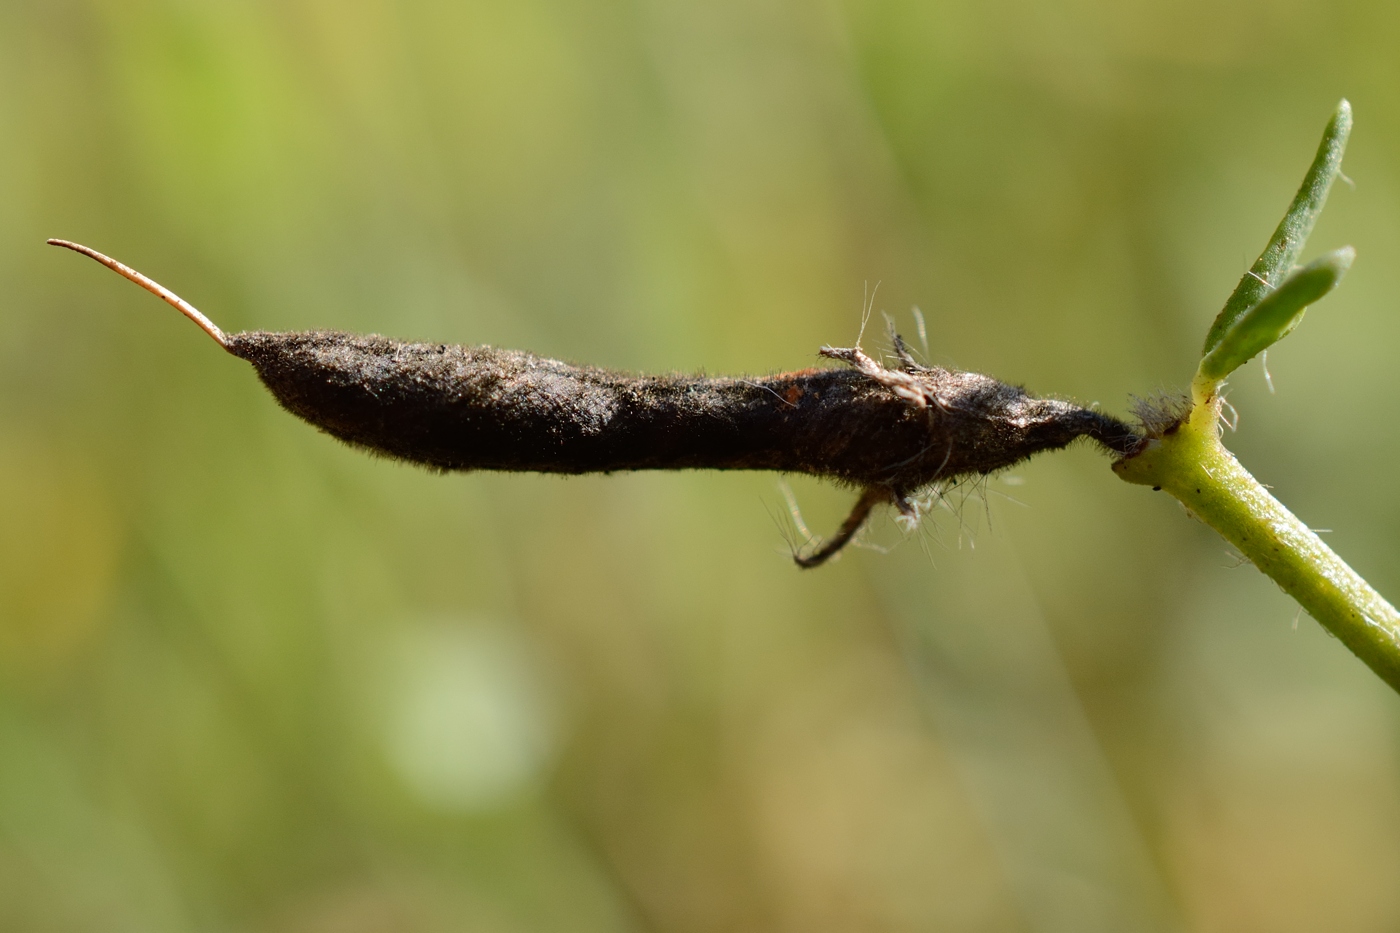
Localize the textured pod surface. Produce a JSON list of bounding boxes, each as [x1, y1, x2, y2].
[[228, 331, 1136, 495]]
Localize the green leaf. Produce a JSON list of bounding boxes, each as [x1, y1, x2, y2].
[[1201, 100, 1352, 357], [1196, 246, 1354, 385]]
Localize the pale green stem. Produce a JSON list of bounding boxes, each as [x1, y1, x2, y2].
[[1115, 402, 1400, 691]]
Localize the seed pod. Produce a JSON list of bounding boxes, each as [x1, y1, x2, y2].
[[49, 239, 1140, 567]]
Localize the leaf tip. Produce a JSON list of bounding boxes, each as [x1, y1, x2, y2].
[[1329, 99, 1354, 145], [1311, 245, 1356, 287]]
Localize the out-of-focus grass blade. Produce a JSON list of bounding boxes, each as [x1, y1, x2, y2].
[[1201, 100, 1351, 358], [1196, 247, 1354, 385]]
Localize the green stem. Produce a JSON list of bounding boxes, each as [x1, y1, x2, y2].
[[1114, 403, 1400, 691]]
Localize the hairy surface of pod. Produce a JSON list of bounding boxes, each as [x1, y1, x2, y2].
[[228, 330, 1135, 495]]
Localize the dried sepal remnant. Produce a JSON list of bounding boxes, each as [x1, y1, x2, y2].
[[791, 486, 890, 569], [50, 238, 1142, 568]]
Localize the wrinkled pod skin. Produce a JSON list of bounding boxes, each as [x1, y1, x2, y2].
[[227, 331, 1139, 497]]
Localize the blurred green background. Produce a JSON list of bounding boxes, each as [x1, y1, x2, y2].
[[5, 1, 1400, 930]]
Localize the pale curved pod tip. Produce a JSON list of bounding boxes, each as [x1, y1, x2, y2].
[[47, 239, 230, 349]]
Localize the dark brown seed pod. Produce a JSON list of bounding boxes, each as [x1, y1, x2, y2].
[[49, 239, 1141, 567]]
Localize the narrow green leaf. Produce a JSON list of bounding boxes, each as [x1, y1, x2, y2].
[[1201, 100, 1352, 357], [1197, 246, 1354, 384]]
